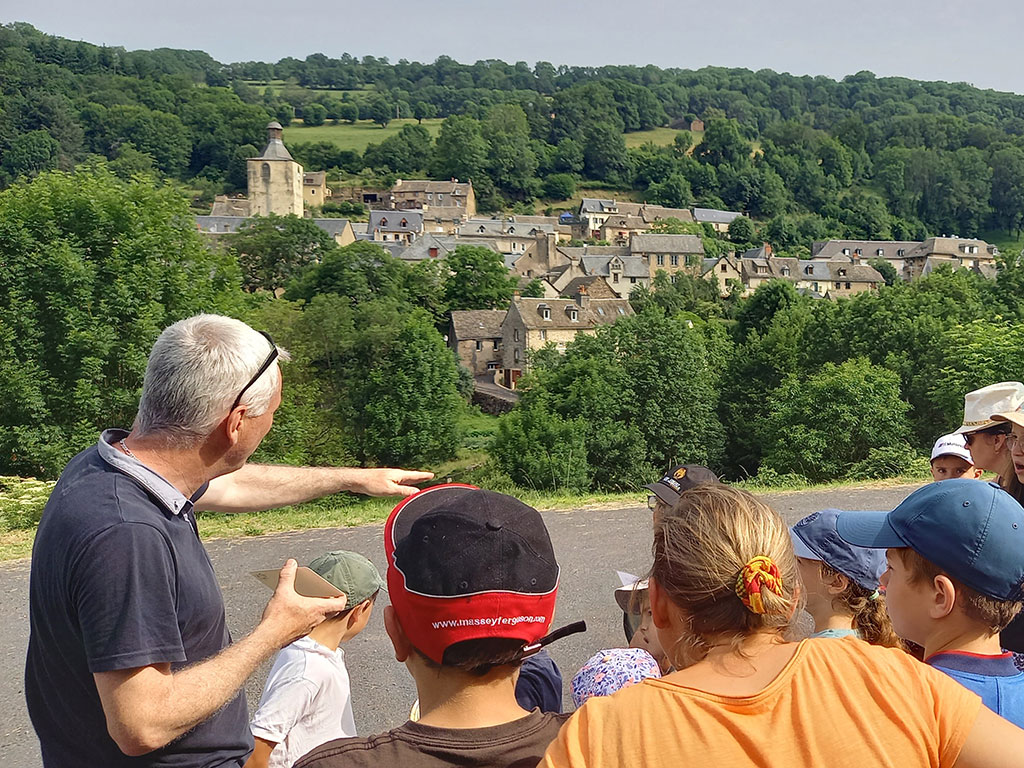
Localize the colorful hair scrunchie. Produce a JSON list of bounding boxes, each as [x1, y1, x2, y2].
[[735, 555, 784, 614]]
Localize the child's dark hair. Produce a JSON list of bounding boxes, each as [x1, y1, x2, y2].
[[414, 637, 526, 676], [816, 563, 902, 648], [896, 549, 1023, 634]]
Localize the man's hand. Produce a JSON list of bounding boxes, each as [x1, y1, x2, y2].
[[259, 560, 349, 647], [349, 468, 435, 497]]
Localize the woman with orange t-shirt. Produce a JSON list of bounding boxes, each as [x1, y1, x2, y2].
[[540, 485, 1024, 768]]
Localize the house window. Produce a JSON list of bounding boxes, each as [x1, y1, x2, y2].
[[670, 255, 679, 267], [400, 219, 408, 228], [813, 282, 819, 292], [781, 267, 790, 276], [438, 194, 443, 202], [805, 265, 813, 275], [540, 330, 547, 340], [720, 263, 727, 273], [514, 329, 520, 342], [613, 272, 620, 283], [493, 339, 500, 350], [838, 268, 847, 277], [381, 217, 388, 226], [597, 307, 605, 315], [475, 340, 482, 351], [542, 308, 551, 320], [514, 348, 520, 363], [657, 255, 664, 266], [427, 193, 433, 201], [845, 282, 851, 289], [617, 307, 625, 315], [842, 248, 850, 255], [630, 277, 637, 284], [855, 248, 862, 255], [478, 225, 486, 233], [876, 248, 884, 256], [834, 281, 841, 289], [897, 249, 905, 257], [487, 361, 499, 370], [311, 189, 316, 195], [570, 310, 578, 322]]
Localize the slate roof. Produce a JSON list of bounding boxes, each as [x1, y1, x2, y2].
[[630, 234, 705, 254], [693, 208, 742, 225], [907, 237, 999, 259], [601, 215, 647, 230], [460, 218, 554, 236], [797, 261, 883, 283], [368, 209, 424, 232], [581, 254, 649, 279], [560, 275, 618, 299], [509, 297, 633, 330], [393, 179, 472, 196], [580, 198, 618, 214], [556, 246, 630, 262], [195, 215, 248, 233], [304, 171, 327, 186], [810, 239, 920, 260], [310, 218, 352, 238], [639, 205, 694, 223], [450, 310, 506, 340], [257, 136, 294, 162]]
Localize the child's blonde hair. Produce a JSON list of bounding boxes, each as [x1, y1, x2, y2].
[[651, 485, 801, 667], [814, 562, 902, 648]]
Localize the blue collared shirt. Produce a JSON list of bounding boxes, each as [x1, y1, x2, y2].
[[928, 650, 1024, 728], [26, 430, 249, 768]]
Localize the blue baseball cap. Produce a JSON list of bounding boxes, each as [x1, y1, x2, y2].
[[836, 479, 1024, 601], [790, 509, 886, 591]]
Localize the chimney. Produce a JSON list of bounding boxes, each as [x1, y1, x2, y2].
[[764, 243, 772, 257], [576, 283, 591, 309], [266, 121, 284, 142]]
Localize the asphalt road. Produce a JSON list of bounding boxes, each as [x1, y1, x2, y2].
[[0, 483, 921, 767]]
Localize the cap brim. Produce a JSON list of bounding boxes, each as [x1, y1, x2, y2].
[[789, 530, 822, 561], [643, 484, 678, 506], [614, 579, 649, 612], [992, 412, 1024, 428], [954, 422, 995, 435], [835, 510, 906, 548]]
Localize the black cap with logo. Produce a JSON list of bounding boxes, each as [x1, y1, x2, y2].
[[644, 464, 721, 506]]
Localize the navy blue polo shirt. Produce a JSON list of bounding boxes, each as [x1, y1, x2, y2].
[[25, 430, 250, 767]]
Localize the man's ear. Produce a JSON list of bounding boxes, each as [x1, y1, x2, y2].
[[929, 574, 958, 620], [384, 605, 412, 662], [222, 407, 245, 447], [972, 468, 985, 479]]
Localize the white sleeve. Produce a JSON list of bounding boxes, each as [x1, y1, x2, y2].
[[250, 676, 320, 744]]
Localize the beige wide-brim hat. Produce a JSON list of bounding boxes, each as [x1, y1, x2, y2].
[[955, 382, 1024, 434], [992, 410, 1024, 429]]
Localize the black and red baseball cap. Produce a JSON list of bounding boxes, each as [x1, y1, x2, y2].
[[384, 484, 563, 664], [644, 464, 721, 506]]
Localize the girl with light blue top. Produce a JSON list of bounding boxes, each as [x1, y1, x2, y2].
[[791, 509, 902, 647]]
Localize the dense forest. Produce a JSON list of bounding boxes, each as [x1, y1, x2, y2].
[[5, 22, 1024, 246]]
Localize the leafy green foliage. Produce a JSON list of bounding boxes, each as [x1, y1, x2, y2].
[[443, 245, 520, 311], [0, 167, 243, 477], [760, 359, 911, 482], [227, 213, 337, 293]]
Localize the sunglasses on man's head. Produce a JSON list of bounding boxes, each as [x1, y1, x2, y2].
[[230, 331, 278, 412]]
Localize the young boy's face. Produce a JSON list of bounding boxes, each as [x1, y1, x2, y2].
[[930, 455, 982, 481], [880, 548, 931, 645], [629, 593, 670, 673], [795, 556, 830, 613]]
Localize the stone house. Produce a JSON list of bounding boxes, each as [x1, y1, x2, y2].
[[795, 260, 884, 297], [500, 295, 634, 387], [561, 246, 650, 297], [560, 276, 618, 300], [459, 218, 558, 255], [631, 234, 705, 278], [693, 207, 743, 233], [303, 171, 331, 209], [901, 237, 999, 280], [702, 254, 743, 297], [366, 209, 424, 244], [389, 179, 476, 217], [448, 310, 506, 376], [194, 216, 355, 247]]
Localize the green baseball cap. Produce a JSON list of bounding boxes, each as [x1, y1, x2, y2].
[[308, 550, 386, 606]]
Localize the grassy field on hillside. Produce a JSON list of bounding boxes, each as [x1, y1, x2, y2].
[[981, 228, 1024, 256], [283, 119, 443, 152], [624, 127, 698, 148], [244, 80, 374, 99]]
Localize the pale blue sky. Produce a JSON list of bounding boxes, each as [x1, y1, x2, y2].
[[8, 1, 1023, 93]]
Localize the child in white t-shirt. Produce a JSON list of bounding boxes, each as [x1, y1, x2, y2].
[[245, 551, 383, 768]]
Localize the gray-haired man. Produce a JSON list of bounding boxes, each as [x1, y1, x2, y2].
[[25, 314, 433, 768]]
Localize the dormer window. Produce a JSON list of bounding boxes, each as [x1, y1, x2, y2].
[[842, 248, 850, 256], [876, 248, 884, 256], [805, 265, 813, 275], [400, 219, 408, 228], [380, 217, 388, 226], [838, 268, 847, 277], [781, 267, 790, 276], [617, 307, 625, 315], [508, 226, 515, 234], [855, 248, 862, 255], [478, 225, 486, 233], [897, 249, 905, 257], [569, 309, 578, 322]]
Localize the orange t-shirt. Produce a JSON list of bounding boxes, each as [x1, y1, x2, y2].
[[541, 637, 982, 768]]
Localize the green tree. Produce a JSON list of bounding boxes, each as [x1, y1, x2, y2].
[[0, 167, 243, 478], [0, 130, 60, 181], [727, 215, 756, 244], [338, 102, 359, 124], [303, 103, 327, 127], [431, 114, 487, 182], [760, 359, 912, 482], [868, 258, 898, 286], [647, 173, 692, 208], [696, 119, 751, 167], [444, 245, 520, 310], [482, 104, 538, 198], [227, 214, 337, 293], [275, 103, 295, 127], [287, 240, 414, 305], [492, 402, 591, 491], [413, 101, 437, 123], [365, 94, 393, 128], [542, 173, 576, 200]]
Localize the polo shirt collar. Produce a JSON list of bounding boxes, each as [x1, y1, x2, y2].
[[927, 650, 1021, 677], [98, 429, 192, 517]]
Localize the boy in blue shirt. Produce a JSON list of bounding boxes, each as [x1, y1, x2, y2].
[[837, 479, 1024, 727]]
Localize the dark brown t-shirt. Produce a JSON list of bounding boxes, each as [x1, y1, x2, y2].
[[293, 710, 570, 768]]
